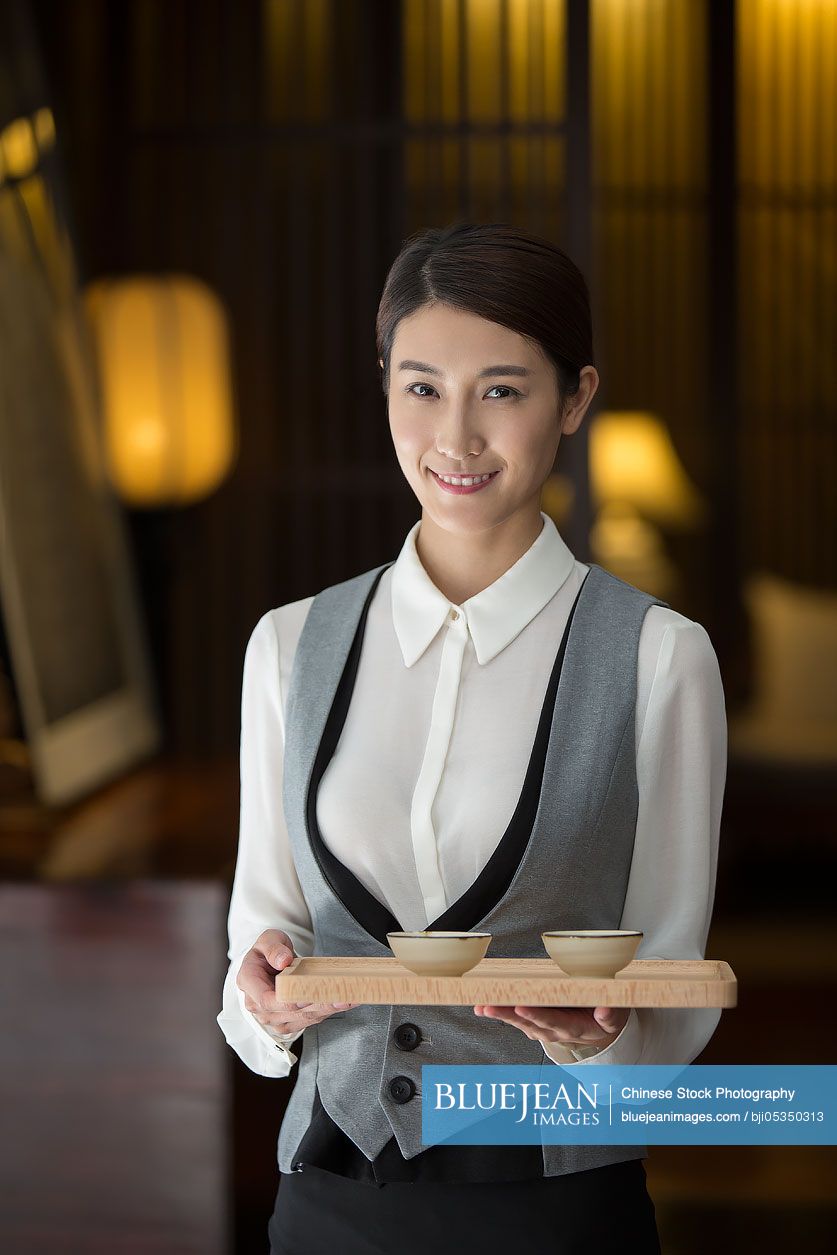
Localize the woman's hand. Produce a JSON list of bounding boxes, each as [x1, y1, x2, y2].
[[237, 929, 360, 1036], [473, 1003, 630, 1050]]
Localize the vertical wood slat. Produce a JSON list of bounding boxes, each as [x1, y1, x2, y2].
[[738, 0, 837, 589], [707, 0, 743, 679], [565, 0, 593, 561]]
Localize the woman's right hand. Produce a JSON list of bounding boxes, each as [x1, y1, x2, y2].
[[236, 928, 359, 1036]]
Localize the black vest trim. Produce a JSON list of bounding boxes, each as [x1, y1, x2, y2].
[[304, 561, 398, 943], [294, 564, 591, 1184]]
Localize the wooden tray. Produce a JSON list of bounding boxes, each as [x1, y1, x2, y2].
[[276, 956, 737, 1008]]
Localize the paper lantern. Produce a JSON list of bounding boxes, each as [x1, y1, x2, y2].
[[84, 274, 236, 506]]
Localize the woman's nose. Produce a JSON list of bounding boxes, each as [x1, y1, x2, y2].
[[435, 428, 483, 462]]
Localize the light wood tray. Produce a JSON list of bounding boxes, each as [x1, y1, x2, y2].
[[276, 956, 737, 1008]]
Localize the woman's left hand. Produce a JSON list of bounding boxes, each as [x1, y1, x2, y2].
[[473, 1003, 630, 1049]]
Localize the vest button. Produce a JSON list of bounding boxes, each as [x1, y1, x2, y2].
[[393, 1022, 422, 1050], [388, 1075, 417, 1104]]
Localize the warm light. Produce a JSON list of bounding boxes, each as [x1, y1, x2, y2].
[[84, 275, 237, 507], [541, 471, 575, 526], [589, 410, 706, 529], [33, 107, 56, 153], [0, 116, 38, 178]]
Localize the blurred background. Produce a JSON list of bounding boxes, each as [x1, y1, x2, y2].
[[0, 1, 835, 1252]]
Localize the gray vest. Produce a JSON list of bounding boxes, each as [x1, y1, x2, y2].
[[277, 559, 668, 1178]]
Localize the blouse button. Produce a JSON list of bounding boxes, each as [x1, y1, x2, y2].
[[450, 608, 459, 621]]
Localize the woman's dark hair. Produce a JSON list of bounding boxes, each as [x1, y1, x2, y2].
[[375, 222, 594, 420]]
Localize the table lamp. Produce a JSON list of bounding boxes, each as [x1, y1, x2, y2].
[[588, 409, 706, 600]]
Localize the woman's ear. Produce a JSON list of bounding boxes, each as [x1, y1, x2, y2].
[[561, 366, 599, 435]]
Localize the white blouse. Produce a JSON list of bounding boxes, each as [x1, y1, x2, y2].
[[217, 511, 727, 1076]]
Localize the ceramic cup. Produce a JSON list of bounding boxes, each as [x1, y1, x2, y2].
[[387, 930, 492, 976], [541, 929, 643, 978]]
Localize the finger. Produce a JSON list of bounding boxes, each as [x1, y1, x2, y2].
[[275, 1000, 349, 1013], [528, 1004, 613, 1035], [256, 1014, 302, 1031], [473, 1005, 543, 1040], [513, 1006, 590, 1023], [513, 1006, 591, 1038], [254, 997, 312, 1016], [592, 1006, 624, 1034], [239, 947, 295, 1003], [477, 1006, 534, 1026], [298, 1002, 359, 1025], [279, 1001, 358, 1017], [238, 951, 278, 1001], [239, 938, 297, 1000], [254, 1006, 323, 1031], [480, 1005, 602, 1045], [256, 933, 297, 971]]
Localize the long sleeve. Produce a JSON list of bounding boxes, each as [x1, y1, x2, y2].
[[216, 610, 316, 1078], [543, 617, 727, 1068]]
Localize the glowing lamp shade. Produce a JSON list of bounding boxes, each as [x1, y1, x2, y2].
[[588, 410, 706, 529], [84, 275, 237, 507]]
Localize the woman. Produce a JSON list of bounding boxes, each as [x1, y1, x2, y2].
[[217, 223, 727, 1254]]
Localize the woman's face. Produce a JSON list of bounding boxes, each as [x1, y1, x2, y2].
[[383, 302, 597, 537]]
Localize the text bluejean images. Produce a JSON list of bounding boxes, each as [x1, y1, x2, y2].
[[421, 1065, 837, 1145]]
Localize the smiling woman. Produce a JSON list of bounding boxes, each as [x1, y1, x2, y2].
[[375, 225, 599, 604], [218, 222, 726, 1255]]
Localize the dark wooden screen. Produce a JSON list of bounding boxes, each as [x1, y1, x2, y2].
[[24, 0, 837, 753]]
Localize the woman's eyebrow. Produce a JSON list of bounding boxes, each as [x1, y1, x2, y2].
[[397, 359, 532, 378]]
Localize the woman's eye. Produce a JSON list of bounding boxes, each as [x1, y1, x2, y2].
[[485, 386, 520, 400], [405, 383, 521, 400]]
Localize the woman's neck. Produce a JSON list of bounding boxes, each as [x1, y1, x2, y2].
[[414, 506, 545, 605]]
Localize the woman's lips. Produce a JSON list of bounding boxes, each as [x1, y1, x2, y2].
[[429, 468, 501, 495]]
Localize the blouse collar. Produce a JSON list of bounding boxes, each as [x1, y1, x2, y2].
[[390, 510, 577, 667]]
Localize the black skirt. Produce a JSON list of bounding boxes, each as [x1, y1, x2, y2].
[[268, 1156, 662, 1255]]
